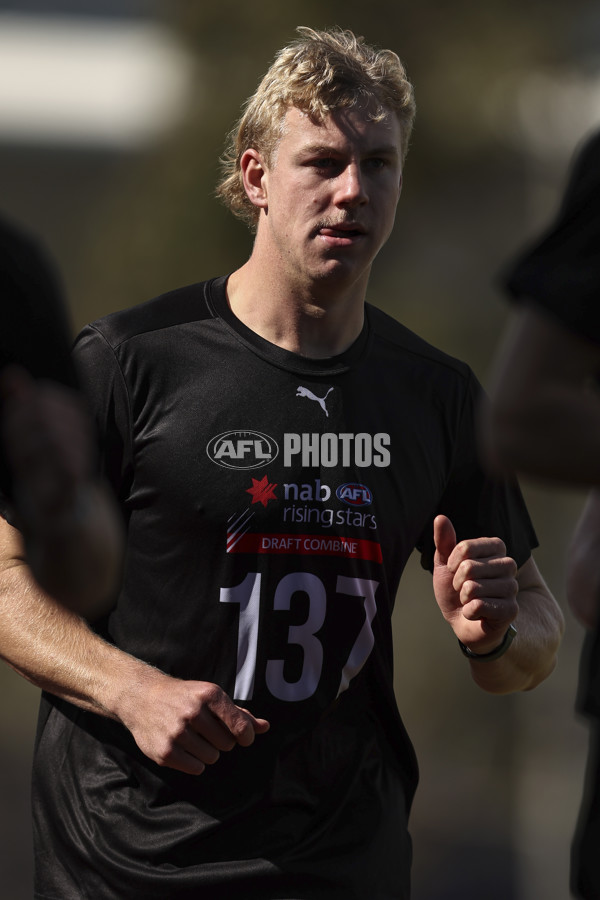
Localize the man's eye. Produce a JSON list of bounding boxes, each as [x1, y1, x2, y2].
[[366, 158, 386, 170], [313, 158, 337, 169]]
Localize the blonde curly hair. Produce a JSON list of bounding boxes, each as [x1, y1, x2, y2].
[[216, 26, 416, 229]]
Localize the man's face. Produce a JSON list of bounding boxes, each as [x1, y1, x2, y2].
[[254, 104, 404, 294]]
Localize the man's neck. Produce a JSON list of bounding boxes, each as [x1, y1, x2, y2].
[[226, 257, 367, 359]]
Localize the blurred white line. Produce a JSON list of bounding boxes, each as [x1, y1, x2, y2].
[[484, 64, 600, 161], [0, 13, 194, 148]]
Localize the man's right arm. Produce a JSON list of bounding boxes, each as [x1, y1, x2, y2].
[[0, 516, 269, 775]]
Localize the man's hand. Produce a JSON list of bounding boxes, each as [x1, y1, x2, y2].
[[433, 514, 519, 653], [118, 669, 270, 776]]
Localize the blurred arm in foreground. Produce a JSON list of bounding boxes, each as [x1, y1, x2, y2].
[[0, 366, 123, 617], [485, 129, 600, 900], [0, 214, 123, 615]]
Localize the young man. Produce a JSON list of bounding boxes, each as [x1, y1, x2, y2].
[[487, 129, 600, 900], [0, 27, 563, 900]]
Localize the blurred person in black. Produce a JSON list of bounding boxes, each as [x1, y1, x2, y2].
[[0, 28, 564, 900], [0, 214, 122, 615], [487, 129, 600, 899]]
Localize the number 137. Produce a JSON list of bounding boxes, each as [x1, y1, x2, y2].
[[220, 572, 379, 703]]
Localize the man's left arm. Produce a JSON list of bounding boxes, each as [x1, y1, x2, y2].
[[433, 514, 564, 693]]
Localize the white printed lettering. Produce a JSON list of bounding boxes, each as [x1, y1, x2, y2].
[[373, 433, 391, 467], [283, 433, 391, 468], [221, 571, 379, 703]]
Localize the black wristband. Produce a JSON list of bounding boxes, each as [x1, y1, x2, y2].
[[458, 623, 517, 662]]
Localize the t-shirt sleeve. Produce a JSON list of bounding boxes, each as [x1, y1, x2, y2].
[[417, 370, 538, 572], [72, 324, 134, 506]]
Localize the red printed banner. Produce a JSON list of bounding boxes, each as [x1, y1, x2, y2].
[[227, 532, 382, 563]]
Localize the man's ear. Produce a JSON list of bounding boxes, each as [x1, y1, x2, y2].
[[240, 149, 268, 211]]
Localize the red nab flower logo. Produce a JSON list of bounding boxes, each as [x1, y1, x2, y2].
[[246, 476, 278, 507]]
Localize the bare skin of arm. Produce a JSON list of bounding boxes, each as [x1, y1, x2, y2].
[[0, 517, 269, 775], [485, 306, 600, 484], [433, 515, 564, 693]]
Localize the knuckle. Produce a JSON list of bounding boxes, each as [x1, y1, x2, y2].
[[489, 537, 506, 555], [203, 748, 221, 766], [497, 555, 516, 573], [461, 579, 479, 600], [154, 740, 176, 767], [230, 717, 254, 744], [454, 568, 474, 595], [454, 541, 469, 561], [230, 714, 249, 735], [171, 714, 194, 745], [200, 683, 223, 705], [466, 597, 484, 616], [219, 735, 237, 752], [175, 704, 196, 729], [459, 557, 477, 577]]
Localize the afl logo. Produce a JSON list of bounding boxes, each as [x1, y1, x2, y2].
[[336, 483, 373, 507], [207, 430, 279, 470]]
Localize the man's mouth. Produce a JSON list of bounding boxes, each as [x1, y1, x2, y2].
[[316, 222, 366, 239]]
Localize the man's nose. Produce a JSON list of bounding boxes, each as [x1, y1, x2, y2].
[[335, 163, 368, 206]]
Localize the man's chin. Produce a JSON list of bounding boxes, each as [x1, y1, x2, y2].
[[307, 258, 372, 291]]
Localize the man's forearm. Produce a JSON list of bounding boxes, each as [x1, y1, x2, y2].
[[466, 564, 564, 694], [0, 517, 270, 776], [0, 558, 150, 720]]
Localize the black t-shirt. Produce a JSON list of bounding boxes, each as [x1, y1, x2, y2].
[[32, 277, 537, 899], [0, 215, 77, 502]]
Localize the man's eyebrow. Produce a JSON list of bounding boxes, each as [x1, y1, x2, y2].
[[366, 144, 401, 158], [296, 143, 339, 156], [296, 143, 400, 158]]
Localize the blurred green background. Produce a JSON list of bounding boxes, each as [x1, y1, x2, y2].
[[0, 0, 598, 896]]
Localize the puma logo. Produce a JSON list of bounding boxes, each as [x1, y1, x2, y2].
[[296, 386, 334, 417]]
